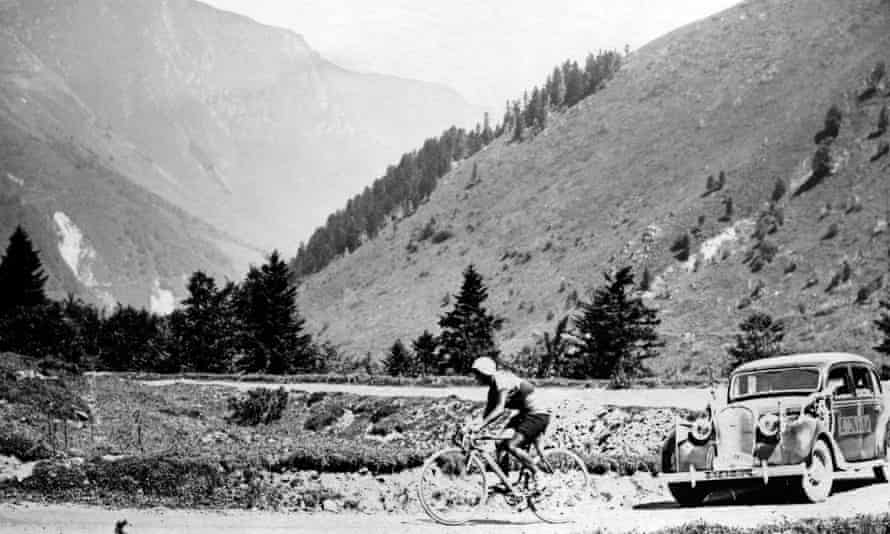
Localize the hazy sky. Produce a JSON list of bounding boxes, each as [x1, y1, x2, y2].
[[203, 0, 740, 113]]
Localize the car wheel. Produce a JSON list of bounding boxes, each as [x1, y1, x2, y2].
[[667, 482, 710, 506], [797, 439, 834, 502], [874, 434, 889, 483]]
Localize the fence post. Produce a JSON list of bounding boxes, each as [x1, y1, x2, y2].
[[63, 420, 69, 451]]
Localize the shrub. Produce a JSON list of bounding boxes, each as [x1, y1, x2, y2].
[[811, 145, 833, 178], [718, 196, 733, 222], [821, 222, 839, 240], [770, 178, 787, 203], [670, 233, 691, 261], [430, 229, 454, 244], [415, 218, 436, 242], [304, 402, 345, 431], [872, 141, 889, 162], [814, 105, 842, 144], [0, 430, 52, 461], [226, 387, 288, 426]]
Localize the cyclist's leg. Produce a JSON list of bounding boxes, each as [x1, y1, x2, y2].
[[496, 415, 520, 475], [503, 414, 550, 474]]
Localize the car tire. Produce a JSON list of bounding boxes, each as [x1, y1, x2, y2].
[[667, 482, 710, 506], [797, 439, 834, 503]]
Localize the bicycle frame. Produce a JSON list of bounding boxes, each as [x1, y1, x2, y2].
[[459, 433, 548, 495]]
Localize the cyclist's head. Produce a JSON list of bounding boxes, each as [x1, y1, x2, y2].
[[470, 357, 496, 383]]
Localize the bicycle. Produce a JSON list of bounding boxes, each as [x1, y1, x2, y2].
[[417, 426, 589, 525]]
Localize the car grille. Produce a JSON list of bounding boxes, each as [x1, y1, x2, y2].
[[716, 406, 755, 459]]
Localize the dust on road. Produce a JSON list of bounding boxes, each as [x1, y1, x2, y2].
[[2, 479, 889, 533]]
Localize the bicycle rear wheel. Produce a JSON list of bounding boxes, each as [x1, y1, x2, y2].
[[529, 448, 589, 524], [417, 447, 487, 525]]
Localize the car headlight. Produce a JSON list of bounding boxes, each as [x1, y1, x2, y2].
[[690, 416, 713, 443], [757, 413, 780, 438]]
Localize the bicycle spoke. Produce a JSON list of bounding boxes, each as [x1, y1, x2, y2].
[[418, 448, 487, 525], [529, 448, 589, 524]]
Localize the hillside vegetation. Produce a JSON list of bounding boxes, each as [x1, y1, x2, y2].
[[296, 0, 890, 379]]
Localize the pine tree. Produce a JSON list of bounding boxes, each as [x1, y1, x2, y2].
[[384, 339, 414, 377], [171, 271, 240, 373], [727, 312, 785, 370], [511, 101, 523, 142], [549, 67, 565, 108], [412, 330, 439, 375], [537, 315, 572, 378], [438, 264, 503, 374], [569, 266, 661, 385], [874, 297, 890, 361], [237, 250, 312, 374], [0, 226, 48, 312]]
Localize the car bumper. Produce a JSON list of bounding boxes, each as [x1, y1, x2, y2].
[[660, 462, 807, 487]]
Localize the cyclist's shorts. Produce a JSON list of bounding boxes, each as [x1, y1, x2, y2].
[[506, 412, 550, 444]]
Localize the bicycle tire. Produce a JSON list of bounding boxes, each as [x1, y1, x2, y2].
[[417, 447, 487, 525], [528, 448, 589, 524]]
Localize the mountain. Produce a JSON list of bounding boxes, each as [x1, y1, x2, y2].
[[0, 0, 479, 309], [295, 0, 890, 377]]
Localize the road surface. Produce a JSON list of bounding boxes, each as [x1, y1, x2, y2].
[[3, 479, 889, 533]]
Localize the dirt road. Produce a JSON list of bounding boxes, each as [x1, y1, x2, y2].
[[2, 479, 889, 533]]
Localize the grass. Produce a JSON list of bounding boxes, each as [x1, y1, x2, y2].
[[585, 515, 890, 534]]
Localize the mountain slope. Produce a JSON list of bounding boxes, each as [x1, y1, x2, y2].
[[0, 0, 480, 251], [296, 0, 890, 377], [0, 0, 479, 308]]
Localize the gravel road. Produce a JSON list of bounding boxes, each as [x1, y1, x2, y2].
[[2, 479, 888, 533]]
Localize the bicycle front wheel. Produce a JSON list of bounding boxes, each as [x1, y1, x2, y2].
[[417, 447, 487, 525], [529, 448, 589, 524]]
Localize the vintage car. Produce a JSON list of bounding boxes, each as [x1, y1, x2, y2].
[[660, 352, 889, 505]]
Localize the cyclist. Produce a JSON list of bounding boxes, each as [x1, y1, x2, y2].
[[468, 356, 550, 492]]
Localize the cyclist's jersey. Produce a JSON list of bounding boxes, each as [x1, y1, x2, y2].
[[489, 371, 545, 414]]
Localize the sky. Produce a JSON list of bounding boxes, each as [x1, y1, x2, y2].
[[203, 0, 740, 114]]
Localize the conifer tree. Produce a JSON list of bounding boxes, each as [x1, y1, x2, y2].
[[438, 264, 503, 374], [237, 250, 312, 374], [727, 312, 785, 370], [170, 271, 240, 372], [412, 330, 439, 375], [570, 266, 661, 385], [511, 101, 523, 142], [384, 339, 414, 377], [874, 297, 890, 362], [0, 226, 48, 312]]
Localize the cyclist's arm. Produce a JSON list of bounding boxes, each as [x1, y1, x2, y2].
[[477, 388, 507, 430]]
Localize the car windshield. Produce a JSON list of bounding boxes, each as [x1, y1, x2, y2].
[[730, 367, 821, 400]]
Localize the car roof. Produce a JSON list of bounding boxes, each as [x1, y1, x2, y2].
[[732, 352, 875, 374]]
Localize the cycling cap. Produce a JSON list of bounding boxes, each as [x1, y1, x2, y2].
[[471, 357, 496, 376]]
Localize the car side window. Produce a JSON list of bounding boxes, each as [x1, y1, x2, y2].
[[827, 366, 853, 398], [872, 370, 883, 394], [851, 366, 877, 397]]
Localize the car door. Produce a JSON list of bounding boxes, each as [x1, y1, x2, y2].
[[827, 364, 860, 461], [851, 364, 882, 460]]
